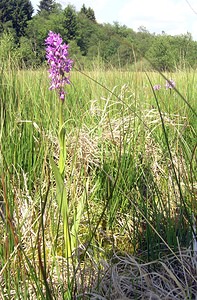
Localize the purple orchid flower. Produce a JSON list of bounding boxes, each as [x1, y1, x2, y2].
[[45, 31, 73, 101]]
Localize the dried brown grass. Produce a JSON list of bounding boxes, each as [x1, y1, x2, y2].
[[89, 250, 197, 300]]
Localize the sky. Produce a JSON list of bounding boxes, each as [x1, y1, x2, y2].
[[31, 0, 197, 40]]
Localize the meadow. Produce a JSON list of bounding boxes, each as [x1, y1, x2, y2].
[[0, 65, 196, 299]]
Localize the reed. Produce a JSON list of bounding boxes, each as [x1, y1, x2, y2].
[[0, 60, 196, 298]]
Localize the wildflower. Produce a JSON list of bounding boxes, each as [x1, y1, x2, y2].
[[153, 84, 161, 90], [45, 31, 73, 101], [165, 79, 175, 89]]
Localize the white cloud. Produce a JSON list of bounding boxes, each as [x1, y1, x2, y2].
[[119, 0, 188, 22], [118, 0, 196, 37]]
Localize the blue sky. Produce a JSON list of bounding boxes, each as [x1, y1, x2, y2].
[[31, 0, 197, 40]]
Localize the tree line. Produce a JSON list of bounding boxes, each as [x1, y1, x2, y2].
[[0, 0, 197, 70]]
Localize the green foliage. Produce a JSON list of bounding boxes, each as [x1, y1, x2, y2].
[[1, 0, 197, 70], [171, 33, 197, 69], [37, 0, 55, 14], [0, 0, 33, 38], [86, 7, 96, 22], [63, 5, 78, 42], [80, 4, 96, 22], [25, 10, 65, 64], [17, 36, 38, 67], [76, 12, 96, 55], [0, 31, 18, 66], [147, 35, 175, 71], [135, 26, 154, 58]]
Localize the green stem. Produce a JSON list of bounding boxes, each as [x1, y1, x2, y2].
[[58, 100, 66, 176], [58, 101, 72, 258]]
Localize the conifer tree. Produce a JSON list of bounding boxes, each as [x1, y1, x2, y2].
[[63, 5, 78, 42], [80, 4, 96, 22], [37, 0, 55, 14], [86, 7, 96, 22], [0, 0, 33, 38], [80, 4, 88, 15]]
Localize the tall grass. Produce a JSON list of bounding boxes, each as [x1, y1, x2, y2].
[[0, 61, 196, 298]]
